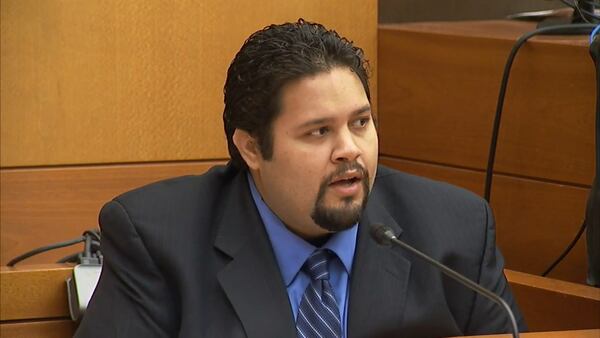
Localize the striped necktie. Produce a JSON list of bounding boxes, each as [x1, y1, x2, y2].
[[296, 249, 342, 338]]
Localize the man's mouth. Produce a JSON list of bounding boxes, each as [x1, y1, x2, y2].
[[315, 163, 370, 202], [328, 171, 363, 187]]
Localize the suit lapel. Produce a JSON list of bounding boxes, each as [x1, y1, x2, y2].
[[348, 193, 411, 338], [214, 170, 296, 338], [212, 167, 412, 337]]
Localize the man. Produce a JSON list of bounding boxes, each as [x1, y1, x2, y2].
[[75, 20, 525, 337]]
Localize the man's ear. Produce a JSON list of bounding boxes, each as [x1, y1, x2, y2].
[[232, 129, 262, 170]]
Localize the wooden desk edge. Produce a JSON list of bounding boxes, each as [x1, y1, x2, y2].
[[448, 328, 600, 337], [1, 266, 597, 323], [1, 263, 75, 273], [1, 264, 74, 321], [505, 269, 600, 301]]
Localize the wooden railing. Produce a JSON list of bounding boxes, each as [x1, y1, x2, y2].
[[1, 265, 597, 337]]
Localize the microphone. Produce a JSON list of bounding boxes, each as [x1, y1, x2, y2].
[[369, 223, 520, 338]]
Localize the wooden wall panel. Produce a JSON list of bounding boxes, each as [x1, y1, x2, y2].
[[380, 157, 590, 284], [451, 330, 599, 338], [0, 160, 224, 265], [3, 264, 597, 337], [5, 156, 589, 282], [1, 0, 377, 167], [506, 270, 600, 331], [378, 21, 594, 186], [0, 320, 76, 338], [0, 264, 71, 320], [493, 175, 589, 283], [378, 20, 594, 285], [380, 156, 485, 194]]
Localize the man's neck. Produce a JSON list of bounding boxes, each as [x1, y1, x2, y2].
[[305, 233, 332, 248]]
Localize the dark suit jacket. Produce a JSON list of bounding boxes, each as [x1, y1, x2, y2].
[[75, 164, 525, 338]]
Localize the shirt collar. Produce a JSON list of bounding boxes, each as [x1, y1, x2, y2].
[[247, 173, 358, 286]]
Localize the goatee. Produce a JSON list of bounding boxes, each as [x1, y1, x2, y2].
[[310, 162, 370, 232]]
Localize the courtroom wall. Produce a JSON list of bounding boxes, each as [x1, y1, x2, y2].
[[1, 0, 377, 168], [0, 0, 377, 265]]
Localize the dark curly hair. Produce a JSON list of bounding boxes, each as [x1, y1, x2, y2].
[[223, 19, 371, 170]]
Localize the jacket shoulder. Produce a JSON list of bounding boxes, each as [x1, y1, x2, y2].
[[99, 164, 241, 241], [372, 165, 490, 252], [113, 164, 234, 208]]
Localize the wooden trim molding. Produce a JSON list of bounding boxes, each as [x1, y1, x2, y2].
[[1, 264, 598, 333], [1, 264, 73, 321]]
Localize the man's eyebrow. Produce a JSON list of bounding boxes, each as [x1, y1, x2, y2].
[[296, 105, 372, 129], [351, 105, 372, 116]]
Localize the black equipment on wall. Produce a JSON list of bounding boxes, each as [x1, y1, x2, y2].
[[586, 27, 600, 287]]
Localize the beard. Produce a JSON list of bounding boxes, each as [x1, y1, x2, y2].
[[310, 162, 370, 233]]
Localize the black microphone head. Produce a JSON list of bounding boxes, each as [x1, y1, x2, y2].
[[369, 223, 395, 246]]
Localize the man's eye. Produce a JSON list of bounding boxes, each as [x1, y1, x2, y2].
[[352, 117, 370, 128], [309, 127, 329, 137]]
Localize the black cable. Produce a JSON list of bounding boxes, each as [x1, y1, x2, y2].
[[483, 23, 596, 203], [7, 236, 85, 266], [57, 252, 81, 264], [560, 0, 600, 21], [56, 239, 101, 264], [83, 229, 101, 242], [484, 23, 596, 277], [542, 220, 587, 276], [7, 229, 103, 266], [560, 0, 599, 14]]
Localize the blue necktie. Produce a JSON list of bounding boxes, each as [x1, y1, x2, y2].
[[296, 249, 342, 338]]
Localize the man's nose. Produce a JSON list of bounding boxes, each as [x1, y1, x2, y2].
[[332, 128, 361, 163]]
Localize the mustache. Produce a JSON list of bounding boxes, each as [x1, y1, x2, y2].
[[324, 161, 367, 185]]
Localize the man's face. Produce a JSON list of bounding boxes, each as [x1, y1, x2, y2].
[[249, 67, 378, 239]]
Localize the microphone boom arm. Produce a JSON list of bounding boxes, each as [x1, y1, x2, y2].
[[370, 223, 519, 338]]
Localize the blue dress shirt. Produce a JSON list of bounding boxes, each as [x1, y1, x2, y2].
[[247, 174, 358, 337]]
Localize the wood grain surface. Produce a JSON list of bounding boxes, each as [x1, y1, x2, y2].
[[377, 20, 594, 285], [380, 156, 590, 284], [0, 319, 76, 338], [1, 0, 377, 167], [0, 264, 73, 321], [0, 160, 224, 265], [449, 329, 600, 338], [506, 270, 600, 331], [378, 20, 594, 186], [2, 264, 597, 336], [3, 157, 591, 284]]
